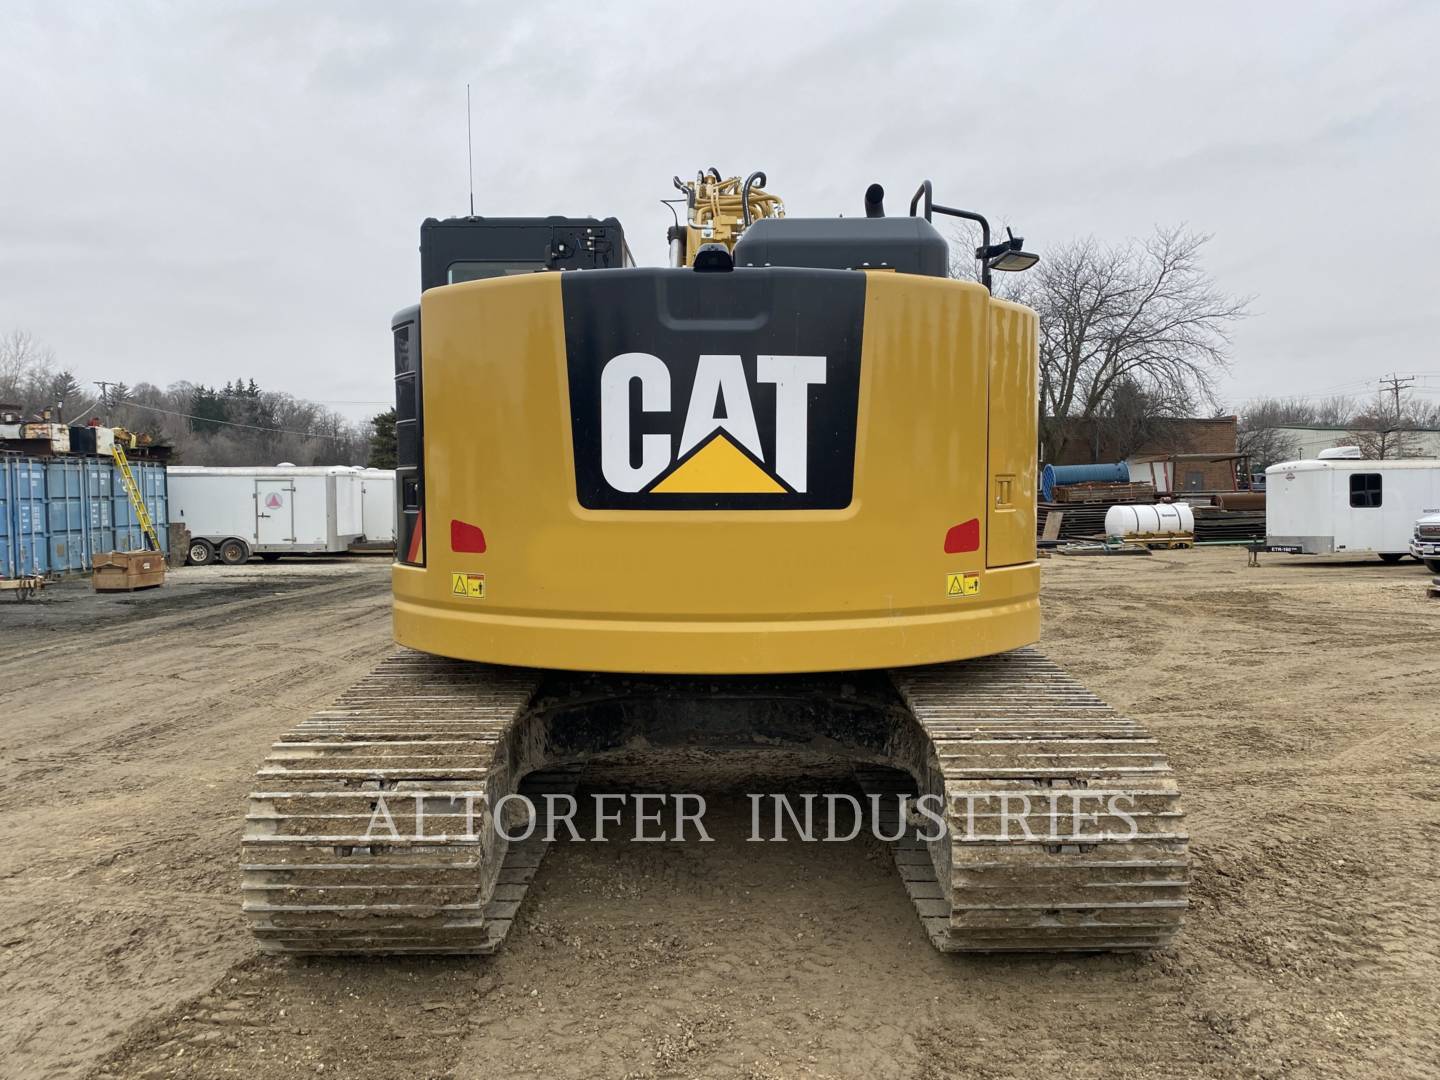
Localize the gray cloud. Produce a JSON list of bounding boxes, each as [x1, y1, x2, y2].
[[2, 0, 1436, 423]]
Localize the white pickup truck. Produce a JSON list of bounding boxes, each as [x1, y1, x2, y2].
[[1411, 513, 1440, 573]]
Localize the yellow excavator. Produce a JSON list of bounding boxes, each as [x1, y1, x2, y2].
[[241, 171, 1188, 954]]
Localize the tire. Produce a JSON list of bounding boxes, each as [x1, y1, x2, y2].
[[187, 539, 216, 566], [259, 553, 282, 563], [219, 538, 250, 565], [1378, 552, 1403, 564], [1426, 559, 1440, 575]]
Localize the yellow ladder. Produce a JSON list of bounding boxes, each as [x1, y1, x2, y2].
[[112, 444, 162, 552]]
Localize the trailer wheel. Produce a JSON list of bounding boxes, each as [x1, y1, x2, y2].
[[219, 538, 250, 565], [1426, 559, 1440, 575], [259, 553, 282, 563], [1378, 552, 1403, 564], [188, 539, 216, 566]]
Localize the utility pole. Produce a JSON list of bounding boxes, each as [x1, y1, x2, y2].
[[94, 380, 117, 424], [1380, 373, 1414, 423]]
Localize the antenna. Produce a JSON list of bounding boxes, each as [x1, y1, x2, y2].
[[466, 83, 475, 217]]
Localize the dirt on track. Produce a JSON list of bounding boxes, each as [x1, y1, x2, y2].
[[1, 549, 1436, 1080]]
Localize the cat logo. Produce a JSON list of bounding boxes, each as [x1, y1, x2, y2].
[[600, 353, 824, 496], [562, 269, 864, 511]]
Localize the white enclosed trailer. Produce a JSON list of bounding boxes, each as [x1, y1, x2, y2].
[[1265, 453, 1440, 561], [357, 468, 397, 548], [167, 466, 366, 564]]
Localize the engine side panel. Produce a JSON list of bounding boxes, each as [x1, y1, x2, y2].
[[393, 267, 1039, 673]]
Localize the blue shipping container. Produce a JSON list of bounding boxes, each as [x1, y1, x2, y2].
[[10, 460, 48, 577], [0, 461, 10, 577], [0, 455, 169, 578], [47, 459, 86, 573]]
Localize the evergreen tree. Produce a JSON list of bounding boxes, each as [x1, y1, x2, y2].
[[47, 370, 83, 414], [368, 409, 397, 469], [189, 384, 227, 433]]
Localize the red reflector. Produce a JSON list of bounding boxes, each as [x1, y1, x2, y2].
[[406, 509, 424, 564], [944, 518, 980, 554], [450, 519, 487, 554]]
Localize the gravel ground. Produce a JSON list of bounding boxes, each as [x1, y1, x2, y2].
[[0, 549, 1435, 1079]]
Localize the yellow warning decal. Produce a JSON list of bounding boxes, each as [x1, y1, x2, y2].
[[945, 572, 980, 598], [450, 572, 486, 599]]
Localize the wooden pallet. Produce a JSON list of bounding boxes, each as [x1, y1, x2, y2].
[[1052, 482, 1156, 504], [1122, 533, 1194, 550]]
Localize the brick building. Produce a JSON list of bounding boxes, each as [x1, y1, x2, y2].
[[1046, 415, 1242, 492]]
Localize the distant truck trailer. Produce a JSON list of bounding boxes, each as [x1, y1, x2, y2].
[[1264, 450, 1440, 562], [167, 466, 392, 565]]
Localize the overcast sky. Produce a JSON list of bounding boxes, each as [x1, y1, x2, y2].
[[4, 1, 1438, 425]]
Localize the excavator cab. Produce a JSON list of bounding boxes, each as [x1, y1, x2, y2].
[[419, 215, 632, 289]]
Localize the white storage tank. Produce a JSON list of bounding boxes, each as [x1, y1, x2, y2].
[[1104, 502, 1195, 537]]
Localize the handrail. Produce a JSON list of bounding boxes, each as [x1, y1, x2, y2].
[[908, 179, 933, 220], [741, 171, 767, 227], [908, 179, 993, 290]]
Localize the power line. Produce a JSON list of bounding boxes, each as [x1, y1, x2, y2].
[[117, 400, 358, 440], [1304, 376, 1382, 397]]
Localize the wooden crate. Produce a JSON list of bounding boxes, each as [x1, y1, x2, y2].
[[93, 550, 167, 592]]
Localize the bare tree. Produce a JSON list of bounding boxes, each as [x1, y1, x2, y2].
[[1020, 229, 1248, 460], [1312, 395, 1357, 426], [1236, 396, 1316, 470], [1087, 376, 1176, 460], [1347, 390, 1429, 459], [948, 225, 1249, 460], [1346, 423, 1424, 460], [1041, 230, 1248, 458], [1236, 389, 1440, 465], [0, 329, 58, 414]]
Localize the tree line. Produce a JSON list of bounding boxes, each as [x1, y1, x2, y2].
[[0, 328, 393, 467], [9, 226, 1428, 475], [951, 226, 1250, 463], [950, 226, 1436, 467], [1237, 391, 1440, 468]]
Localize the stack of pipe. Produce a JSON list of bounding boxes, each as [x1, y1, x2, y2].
[[1040, 462, 1130, 502], [1212, 492, 1265, 512]]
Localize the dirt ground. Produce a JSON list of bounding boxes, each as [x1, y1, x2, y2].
[[1, 549, 1436, 1080]]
